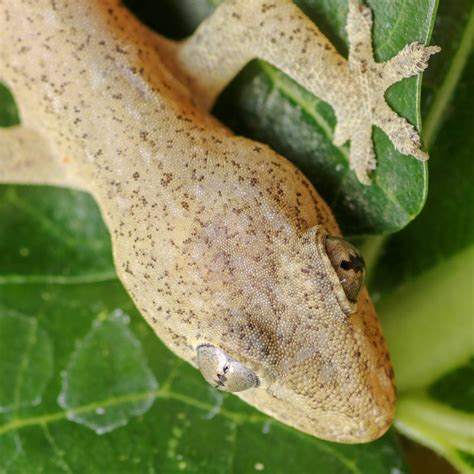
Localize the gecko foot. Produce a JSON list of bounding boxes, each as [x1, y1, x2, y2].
[[339, 0, 440, 184]]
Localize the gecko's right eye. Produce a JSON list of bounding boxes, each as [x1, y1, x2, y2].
[[325, 236, 366, 303], [196, 344, 260, 392]]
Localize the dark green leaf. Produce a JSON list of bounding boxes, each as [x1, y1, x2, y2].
[[429, 357, 474, 414], [459, 452, 474, 471], [0, 82, 19, 127], [0, 195, 408, 472]]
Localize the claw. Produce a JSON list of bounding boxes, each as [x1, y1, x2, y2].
[[412, 148, 429, 161], [406, 42, 441, 73], [373, 100, 429, 162], [381, 42, 441, 89]]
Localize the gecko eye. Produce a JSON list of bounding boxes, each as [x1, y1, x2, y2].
[[325, 236, 366, 302], [197, 344, 260, 392]]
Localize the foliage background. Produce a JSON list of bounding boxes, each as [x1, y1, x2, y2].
[[0, 0, 472, 472]]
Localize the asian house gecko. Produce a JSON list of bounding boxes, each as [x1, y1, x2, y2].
[[0, 0, 438, 442]]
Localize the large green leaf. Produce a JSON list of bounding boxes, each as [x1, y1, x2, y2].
[[371, 2, 474, 472], [1, 0, 467, 472], [126, 0, 438, 235], [0, 185, 408, 473]]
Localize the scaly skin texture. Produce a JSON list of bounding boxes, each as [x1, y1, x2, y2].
[[0, 0, 438, 442]]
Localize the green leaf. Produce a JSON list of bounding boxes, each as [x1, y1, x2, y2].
[[125, 0, 438, 235], [372, 2, 474, 472], [0, 187, 408, 472], [0, 82, 19, 127], [0, 187, 115, 282], [395, 392, 474, 474], [429, 358, 474, 414]]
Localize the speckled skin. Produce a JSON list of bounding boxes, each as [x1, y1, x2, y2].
[[0, 0, 435, 443]]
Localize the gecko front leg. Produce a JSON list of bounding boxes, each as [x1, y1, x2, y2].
[[176, 0, 439, 184], [343, 0, 440, 183], [0, 126, 87, 191]]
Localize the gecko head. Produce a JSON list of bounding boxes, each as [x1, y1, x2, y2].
[[195, 225, 395, 443]]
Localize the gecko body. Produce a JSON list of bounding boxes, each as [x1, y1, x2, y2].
[[0, 0, 438, 442]]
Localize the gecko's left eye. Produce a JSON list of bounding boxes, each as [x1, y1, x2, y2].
[[325, 236, 366, 302], [197, 344, 260, 392]]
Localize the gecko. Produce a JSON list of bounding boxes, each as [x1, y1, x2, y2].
[[0, 0, 439, 443]]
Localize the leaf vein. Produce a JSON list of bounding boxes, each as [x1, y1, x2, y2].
[[0, 272, 117, 285]]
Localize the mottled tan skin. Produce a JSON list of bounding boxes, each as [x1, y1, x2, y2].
[[0, 0, 438, 443]]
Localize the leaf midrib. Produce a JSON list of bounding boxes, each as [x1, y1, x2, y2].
[[0, 273, 117, 285]]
